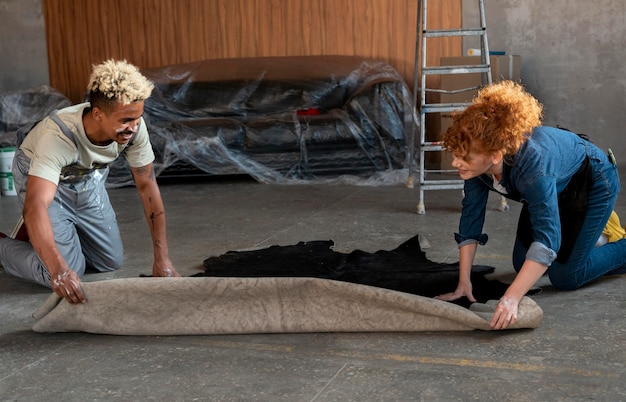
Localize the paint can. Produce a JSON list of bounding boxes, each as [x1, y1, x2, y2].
[[0, 147, 17, 196]]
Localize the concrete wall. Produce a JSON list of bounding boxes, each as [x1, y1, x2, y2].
[[1, 0, 625, 156], [464, 0, 626, 157], [0, 0, 48, 91]]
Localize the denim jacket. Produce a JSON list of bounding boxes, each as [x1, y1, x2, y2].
[[456, 126, 596, 266]]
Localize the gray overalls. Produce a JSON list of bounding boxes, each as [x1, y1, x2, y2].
[[0, 116, 124, 287]]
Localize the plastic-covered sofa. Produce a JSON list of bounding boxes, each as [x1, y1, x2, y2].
[[1, 56, 417, 187], [0, 85, 71, 139], [109, 55, 416, 186]]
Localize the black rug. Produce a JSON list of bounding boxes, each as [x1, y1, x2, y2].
[[194, 234, 510, 308]]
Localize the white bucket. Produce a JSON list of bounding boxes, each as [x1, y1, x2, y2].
[[0, 147, 17, 196], [0, 147, 15, 173], [0, 172, 17, 196]]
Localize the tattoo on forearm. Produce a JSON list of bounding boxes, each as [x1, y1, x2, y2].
[[150, 210, 165, 227], [147, 197, 164, 228]]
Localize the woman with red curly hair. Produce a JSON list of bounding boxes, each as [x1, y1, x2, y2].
[[436, 81, 626, 329]]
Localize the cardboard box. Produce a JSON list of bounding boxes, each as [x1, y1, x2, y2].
[[439, 114, 455, 172], [441, 55, 521, 80], [439, 55, 521, 103], [423, 113, 455, 172]]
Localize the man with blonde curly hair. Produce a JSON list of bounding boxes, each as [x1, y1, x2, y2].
[[436, 81, 625, 329], [0, 59, 180, 304]]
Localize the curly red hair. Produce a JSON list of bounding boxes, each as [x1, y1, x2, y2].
[[442, 81, 543, 159]]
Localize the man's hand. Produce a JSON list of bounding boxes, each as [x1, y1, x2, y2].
[[51, 269, 86, 304], [152, 259, 180, 278]]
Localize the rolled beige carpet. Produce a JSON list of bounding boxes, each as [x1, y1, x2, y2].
[[32, 277, 543, 334]]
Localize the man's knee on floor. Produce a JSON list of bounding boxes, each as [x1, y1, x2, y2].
[[88, 254, 124, 272]]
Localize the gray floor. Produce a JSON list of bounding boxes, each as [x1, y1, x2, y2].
[[1, 173, 625, 401]]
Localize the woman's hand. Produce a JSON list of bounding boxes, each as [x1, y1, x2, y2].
[[490, 259, 546, 330], [490, 295, 519, 330], [438, 243, 479, 303], [435, 281, 477, 303]]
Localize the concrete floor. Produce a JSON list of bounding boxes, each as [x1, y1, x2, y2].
[[1, 173, 625, 401]]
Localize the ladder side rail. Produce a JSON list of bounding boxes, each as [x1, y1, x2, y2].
[[418, 0, 429, 194], [479, 0, 492, 85], [407, 0, 423, 187]]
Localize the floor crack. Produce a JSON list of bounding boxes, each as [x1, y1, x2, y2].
[[309, 362, 349, 401]]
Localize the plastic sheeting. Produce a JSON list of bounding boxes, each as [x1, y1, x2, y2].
[[110, 56, 417, 187], [0, 85, 71, 147], [0, 57, 418, 187]]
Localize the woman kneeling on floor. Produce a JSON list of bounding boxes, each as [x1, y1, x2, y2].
[[435, 80, 626, 329]]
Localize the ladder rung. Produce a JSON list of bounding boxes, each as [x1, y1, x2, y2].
[[419, 180, 464, 190], [423, 65, 490, 75], [426, 86, 482, 94], [422, 103, 470, 113], [423, 28, 486, 38], [423, 169, 458, 174], [421, 143, 445, 151]]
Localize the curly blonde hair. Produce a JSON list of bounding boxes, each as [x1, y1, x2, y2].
[[442, 81, 543, 159], [87, 59, 154, 111]]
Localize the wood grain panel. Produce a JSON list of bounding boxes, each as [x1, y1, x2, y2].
[[44, 0, 461, 103]]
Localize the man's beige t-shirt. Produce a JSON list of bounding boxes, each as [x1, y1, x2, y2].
[[20, 103, 155, 185]]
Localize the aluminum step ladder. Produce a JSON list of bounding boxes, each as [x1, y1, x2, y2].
[[410, 0, 496, 214]]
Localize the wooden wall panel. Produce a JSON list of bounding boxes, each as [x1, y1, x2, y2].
[[44, 0, 461, 103]]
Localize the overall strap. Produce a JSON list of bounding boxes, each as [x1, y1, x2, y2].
[[49, 111, 77, 146], [50, 111, 101, 181]]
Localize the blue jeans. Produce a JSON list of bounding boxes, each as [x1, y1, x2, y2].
[[513, 150, 626, 290]]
